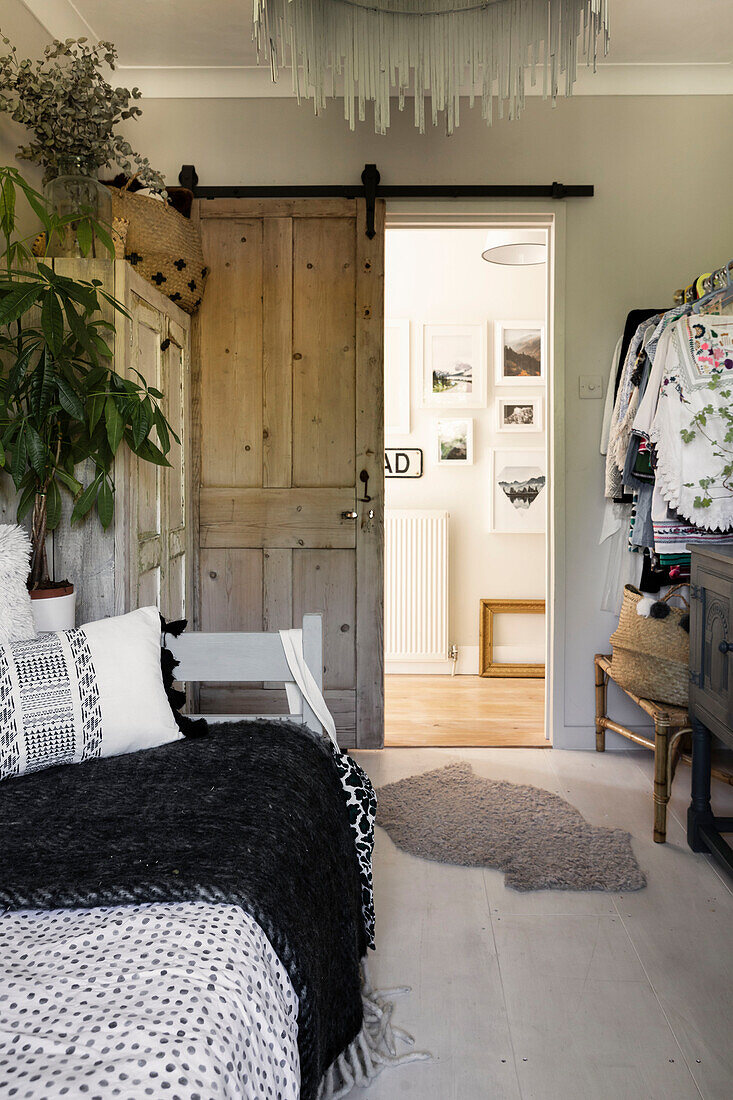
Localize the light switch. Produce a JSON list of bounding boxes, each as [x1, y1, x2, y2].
[[579, 375, 603, 399]]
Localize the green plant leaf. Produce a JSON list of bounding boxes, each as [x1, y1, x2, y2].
[[54, 466, 82, 495], [92, 221, 115, 258], [97, 477, 114, 528], [16, 480, 37, 524], [71, 474, 102, 524], [132, 401, 150, 449], [25, 423, 46, 478], [10, 425, 26, 487], [56, 376, 85, 420], [62, 298, 98, 362], [0, 283, 41, 328], [0, 175, 16, 236], [45, 478, 62, 530], [76, 217, 93, 257], [135, 436, 171, 467], [105, 395, 124, 453], [41, 290, 64, 356]]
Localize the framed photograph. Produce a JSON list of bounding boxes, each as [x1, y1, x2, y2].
[[494, 321, 545, 386], [421, 323, 486, 408], [384, 319, 411, 436], [497, 395, 543, 433], [436, 418, 474, 465], [490, 448, 547, 533]]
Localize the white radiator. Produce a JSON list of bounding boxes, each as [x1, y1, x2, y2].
[[385, 509, 449, 671]]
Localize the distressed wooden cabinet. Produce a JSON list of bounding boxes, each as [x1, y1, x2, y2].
[[687, 544, 733, 873], [0, 260, 192, 627]]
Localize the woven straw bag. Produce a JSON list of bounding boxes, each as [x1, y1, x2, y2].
[[32, 216, 129, 260], [108, 186, 207, 315], [609, 584, 690, 707]]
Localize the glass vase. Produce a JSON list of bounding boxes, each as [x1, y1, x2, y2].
[[43, 159, 113, 259]]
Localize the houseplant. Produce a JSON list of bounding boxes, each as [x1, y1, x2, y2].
[[0, 167, 177, 628], [0, 33, 164, 257]]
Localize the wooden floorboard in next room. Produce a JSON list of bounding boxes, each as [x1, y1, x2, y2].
[[385, 675, 546, 747]]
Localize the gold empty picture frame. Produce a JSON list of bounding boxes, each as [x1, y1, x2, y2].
[[479, 598, 546, 678]]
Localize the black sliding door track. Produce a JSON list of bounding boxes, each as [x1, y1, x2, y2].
[[178, 163, 593, 238]]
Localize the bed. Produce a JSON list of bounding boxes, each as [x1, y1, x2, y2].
[[0, 615, 388, 1100]]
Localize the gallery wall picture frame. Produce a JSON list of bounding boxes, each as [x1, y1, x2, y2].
[[494, 320, 545, 386], [435, 417, 474, 465], [490, 448, 547, 533], [479, 598, 546, 677], [496, 395, 543, 433], [421, 322, 487, 408], [385, 318, 411, 436]]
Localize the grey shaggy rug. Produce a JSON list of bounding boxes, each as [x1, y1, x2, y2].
[[376, 762, 646, 892]]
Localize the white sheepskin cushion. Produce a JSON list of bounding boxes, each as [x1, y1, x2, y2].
[[0, 606, 181, 781], [0, 525, 37, 645]]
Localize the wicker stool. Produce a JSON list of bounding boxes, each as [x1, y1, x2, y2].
[[594, 654, 691, 843]]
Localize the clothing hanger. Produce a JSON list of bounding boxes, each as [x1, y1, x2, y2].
[[692, 259, 733, 314]]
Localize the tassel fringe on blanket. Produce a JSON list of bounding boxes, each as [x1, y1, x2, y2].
[[253, 0, 610, 134], [318, 962, 431, 1099]]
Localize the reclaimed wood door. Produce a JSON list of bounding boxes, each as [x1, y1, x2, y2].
[[193, 198, 385, 748], [121, 280, 192, 621]]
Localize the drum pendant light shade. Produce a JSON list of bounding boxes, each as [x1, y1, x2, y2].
[[482, 230, 547, 266], [253, 0, 610, 135]]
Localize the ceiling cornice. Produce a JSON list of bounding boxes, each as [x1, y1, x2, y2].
[[19, 0, 733, 100]]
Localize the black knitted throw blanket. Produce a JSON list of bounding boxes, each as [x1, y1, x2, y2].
[[0, 721, 366, 1100]]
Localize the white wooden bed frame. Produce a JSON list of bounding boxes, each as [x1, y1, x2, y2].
[[165, 613, 325, 735]]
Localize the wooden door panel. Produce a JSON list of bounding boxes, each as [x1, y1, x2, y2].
[[138, 567, 161, 610], [293, 218, 356, 488], [134, 310, 163, 540], [200, 548, 264, 631], [200, 219, 263, 487], [163, 320, 188, 619], [200, 487, 356, 548], [195, 199, 384, 747], [263, 218, 294, 489], [293, 549, 356, 690]]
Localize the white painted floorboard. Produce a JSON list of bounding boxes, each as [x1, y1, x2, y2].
[[353, 748, 733, 1100]]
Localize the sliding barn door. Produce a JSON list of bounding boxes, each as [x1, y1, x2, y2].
[[194, 198, 384, 748]]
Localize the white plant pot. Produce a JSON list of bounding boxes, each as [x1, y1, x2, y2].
[[30, 587, 76, 633]]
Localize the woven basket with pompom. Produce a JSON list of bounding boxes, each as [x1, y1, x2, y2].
[[609, 584, 690, 707]]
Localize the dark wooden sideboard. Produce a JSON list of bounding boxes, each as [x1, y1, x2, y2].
[[687, 544, 733, 873]]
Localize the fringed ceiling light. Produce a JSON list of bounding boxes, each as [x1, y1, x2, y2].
[[253, 0, 610, 135]]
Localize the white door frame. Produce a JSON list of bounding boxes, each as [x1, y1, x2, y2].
[[384, 201, 567, 745]]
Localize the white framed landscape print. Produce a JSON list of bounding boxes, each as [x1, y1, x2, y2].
[[384, 319, 411, 436], [421, 323, 486, 408], [490, 448, 547, 533], [494, 321, 545, 386], [436, 418, 474, 465], [497, 395, 543, 433]]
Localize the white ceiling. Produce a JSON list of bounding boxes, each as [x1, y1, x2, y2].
[[20, 0, 733, 97]]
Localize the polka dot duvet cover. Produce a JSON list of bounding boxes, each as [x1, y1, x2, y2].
[[0, 901, 300, 1100]]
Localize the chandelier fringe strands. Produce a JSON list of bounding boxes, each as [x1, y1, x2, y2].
[[252, 0, 610, 135]]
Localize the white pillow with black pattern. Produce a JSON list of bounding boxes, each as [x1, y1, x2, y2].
[[0, 606, 181, 781]]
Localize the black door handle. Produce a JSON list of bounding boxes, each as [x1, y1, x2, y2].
[[719, 640, 733, 654], [358, 469, 372, 503]]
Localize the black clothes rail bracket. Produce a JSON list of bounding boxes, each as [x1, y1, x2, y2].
[[178, 164, 594, 240]]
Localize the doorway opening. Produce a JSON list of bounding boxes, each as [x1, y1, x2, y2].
[[383, 211, 556, 748]]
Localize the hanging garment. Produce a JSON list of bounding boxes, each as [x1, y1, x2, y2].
[[600, 336, 623, 455], [650, 315, 733, 531], [614, 309, 668, 400], [599, 499, 643, 614], [605, 316, 660, 499]]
